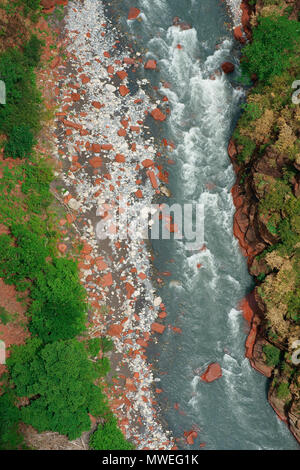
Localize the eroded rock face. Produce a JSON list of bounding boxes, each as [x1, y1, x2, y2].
[[250, 338, 274, 378], [268, 380, 289, 423], [288, 401, 300, 444], [234, 26, 246, 44], [229, 0, 300, 445]]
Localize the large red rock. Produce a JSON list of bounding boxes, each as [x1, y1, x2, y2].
[[58, 243, 67, 254], [144, 60, 157, 70], [184, 430, 197, 445], [119, 85, 130, 97], [239, 295, 254, 324], [151, 322, 165, 334], [151, 108, 167, 121], [116, 70, 128, 80], [128, 7, 141, 20], [141, 159, 154, 168], [101, 272, 113, 287], [101, 144, 113, 151], [92, 143, 101, 153], [147, 170, 158, 189], [201, 363, 222, 383], [241, 1, 251, 29], [108, 324, 123, 338], [221, 62, 235, 74], [125, 282, 135, 299], [233, 26, 246, 44], [89, 157, 102, 168], [115, 154, 125, 163]]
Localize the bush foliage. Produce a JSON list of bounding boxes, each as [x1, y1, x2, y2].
[[0, 7, 132, 451], [7, 339, 110, 440], [241, 16, 300, 85], [90, 416, 135, 451]]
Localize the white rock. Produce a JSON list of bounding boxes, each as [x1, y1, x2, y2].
[[68, 198, 81, 210]]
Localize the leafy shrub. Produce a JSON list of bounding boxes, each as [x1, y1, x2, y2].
[[7, 338, 109, 440], [286, 263, 300, 322], [241, 16, 300, 84], [0, 389, 24, 450], [95, 357, 111, 377], [240, 102, 263, 125], [100, 336, 114, 353], [4, 124, 35, 159], [22, 159, 53, 214], [0, 47, 42, 157], [29, 257, 87, 343], [15, 0, 41, 18], [233, 131, 256, 163], [86, 337, 114, 359], [21, 0, 40, 11], [0, 306, 14, 325], [276, 382, 290, 400], [0, 224, 49, 291], [90, 416, 134, 450], [23, 34, 43, 67], [263, 344, 281, 367], [87, 338, 101, 357], [0, 223, 87, 341]]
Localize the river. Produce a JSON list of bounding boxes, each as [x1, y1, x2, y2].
[[106, 0, 299, 450]]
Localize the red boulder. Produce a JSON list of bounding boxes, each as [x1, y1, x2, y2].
[[233, 26, 246, 44], [151, 108, 167, 121], [221, 62, 235, 74], [128, 7, 141, 20], [144, 59, 157, 70], [185, 430, 198, 446], [201, 363, 222, 383]]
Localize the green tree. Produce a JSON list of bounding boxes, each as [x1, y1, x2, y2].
[[90, 416, 134, 451], [29, 257, 87, 342], [0, 389, 24, 450], [7, 338, 109, 440], [241, 16, 300, 84]]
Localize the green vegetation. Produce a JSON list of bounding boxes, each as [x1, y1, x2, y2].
[[0, 386, 25, 450], [0, 44, 42, 159], [90, 416, 135, 451], [7, 338, 110, 439], [276, 382, 290, 400], [263, 344, 281, 367], [0, 2, 131, 451], [233, 5, 300, 419], [0, 0, 42, 20], [241, 16, 300, 84], [0, 307, 15, 325]]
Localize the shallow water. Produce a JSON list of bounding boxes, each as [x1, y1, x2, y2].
[[107, 0, 299, 450]]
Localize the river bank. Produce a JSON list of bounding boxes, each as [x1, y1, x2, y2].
[[0, 0, 298, 451], [229, 0, 300, 445], [52, 0, 177, 450]]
